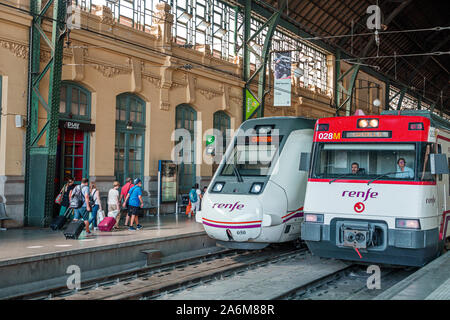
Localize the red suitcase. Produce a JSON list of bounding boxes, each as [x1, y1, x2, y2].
[[98, 217, 116, 232]]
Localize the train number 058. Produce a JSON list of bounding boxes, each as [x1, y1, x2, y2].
[[236, 230, 246, 235]]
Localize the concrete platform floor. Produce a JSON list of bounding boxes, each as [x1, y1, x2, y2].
[[374, 251, 450, 300], [0, 213, 203, 264]]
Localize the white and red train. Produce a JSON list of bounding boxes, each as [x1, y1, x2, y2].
[[302, 110, 450, 266], [196, 117, 315, 249]]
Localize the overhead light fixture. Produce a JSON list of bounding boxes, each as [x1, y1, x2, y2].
[[178, 11, 192, 24], [197, 19, 210, 31]]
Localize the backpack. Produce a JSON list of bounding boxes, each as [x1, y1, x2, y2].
[[189, 189, 198, 203], [89, 188, 97, 207], [69, 185, 84, 209]]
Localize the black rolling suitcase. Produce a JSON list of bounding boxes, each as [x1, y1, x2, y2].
[[50, 208, 72, 231], [64, 220, 85, 239], [50, 216, 66, 231]]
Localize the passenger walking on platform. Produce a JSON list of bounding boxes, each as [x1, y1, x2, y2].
[[123, 178, 144, 231], [199, 186, 207, 211], [88, 182, 102, 231], [120, 177, 134, 227], [59, 177, 75, 217], [188, 184, 201, 218], [71, 178, 91, 234], [108, 181, 121, 230]]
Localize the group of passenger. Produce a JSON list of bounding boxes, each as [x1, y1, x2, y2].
[[57, 176, 145, 235], [349, 158, 414, 178]]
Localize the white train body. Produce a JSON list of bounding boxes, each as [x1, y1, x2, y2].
[[302, 111, 450, 266], [197, 117, 315, 249]]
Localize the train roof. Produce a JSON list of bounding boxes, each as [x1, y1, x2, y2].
[[381, 110, 450, 131], [239, 116, 316, 134]]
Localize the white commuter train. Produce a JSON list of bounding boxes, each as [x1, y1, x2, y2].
[[196, 117, 315, 249], [302, 110, 450, 266]]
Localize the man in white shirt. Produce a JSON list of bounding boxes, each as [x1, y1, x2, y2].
[[107, 181, 121, 229]]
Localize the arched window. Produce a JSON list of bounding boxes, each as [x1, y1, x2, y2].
[[176, 104, 197, 193], [213, 111, 230, 172], [213, 111, 230, 149], [114, 93, 146, 185], [59, 82, 91, 121]]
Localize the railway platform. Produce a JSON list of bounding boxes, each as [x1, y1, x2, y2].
[[375, 250, 450, 300], [0, 213, 215, 299]]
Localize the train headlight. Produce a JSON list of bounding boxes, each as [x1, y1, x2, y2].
[[358, 119, 369, 128], [357, 118, 379, 128], [212, 182, 225, 193], [305, 213, 324, 223], [249, 182, 264, 194], [396, 218, 421, 229]]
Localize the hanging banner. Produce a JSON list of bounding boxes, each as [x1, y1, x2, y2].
[[245, 89, 260, 120], [273, 52, 291, 107]]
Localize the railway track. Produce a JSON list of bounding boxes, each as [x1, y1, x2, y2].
[[12, 242, 416, 300], [13, 244, 305, 300], [286, 265, 417, 300]]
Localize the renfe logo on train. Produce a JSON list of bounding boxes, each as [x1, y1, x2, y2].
[[342, 188, 378, 202], [212, 202, 244, 212]]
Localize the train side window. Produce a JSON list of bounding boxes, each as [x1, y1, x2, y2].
[[448, 157, 450, 196], [438, 144, 442, 181], [299, 152, 311, 171], [419, 143, 435, 182]]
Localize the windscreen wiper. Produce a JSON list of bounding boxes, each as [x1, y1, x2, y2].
[[232, 163, 243, 183], [367, 171, 398, 185], [329, 174, 352, 184]]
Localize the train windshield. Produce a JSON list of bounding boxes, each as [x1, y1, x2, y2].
[[221, 136, 281, 176], [313, 143, 422, 181]]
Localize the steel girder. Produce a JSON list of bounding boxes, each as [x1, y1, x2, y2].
[[242, 0, 287, 120], [25, 0, 67, 227], [334, 50, 360, 116]]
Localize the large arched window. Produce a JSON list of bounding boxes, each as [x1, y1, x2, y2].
[[114, 93, 146, 185], [176, 104, 197, 193]]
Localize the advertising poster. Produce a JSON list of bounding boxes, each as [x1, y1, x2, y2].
[[273, 52, 291, 106], [158, 160, 177, 203]]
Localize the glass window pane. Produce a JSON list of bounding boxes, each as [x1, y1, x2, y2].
[[74, 156, 83, 169], [71, 88, 79, 114], [135, 161, 141, 175], [79, 103, 87, 116]]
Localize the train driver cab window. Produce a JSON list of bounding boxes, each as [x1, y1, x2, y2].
[[313, 143, 417, 181], [221, 136, 281, 176]]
